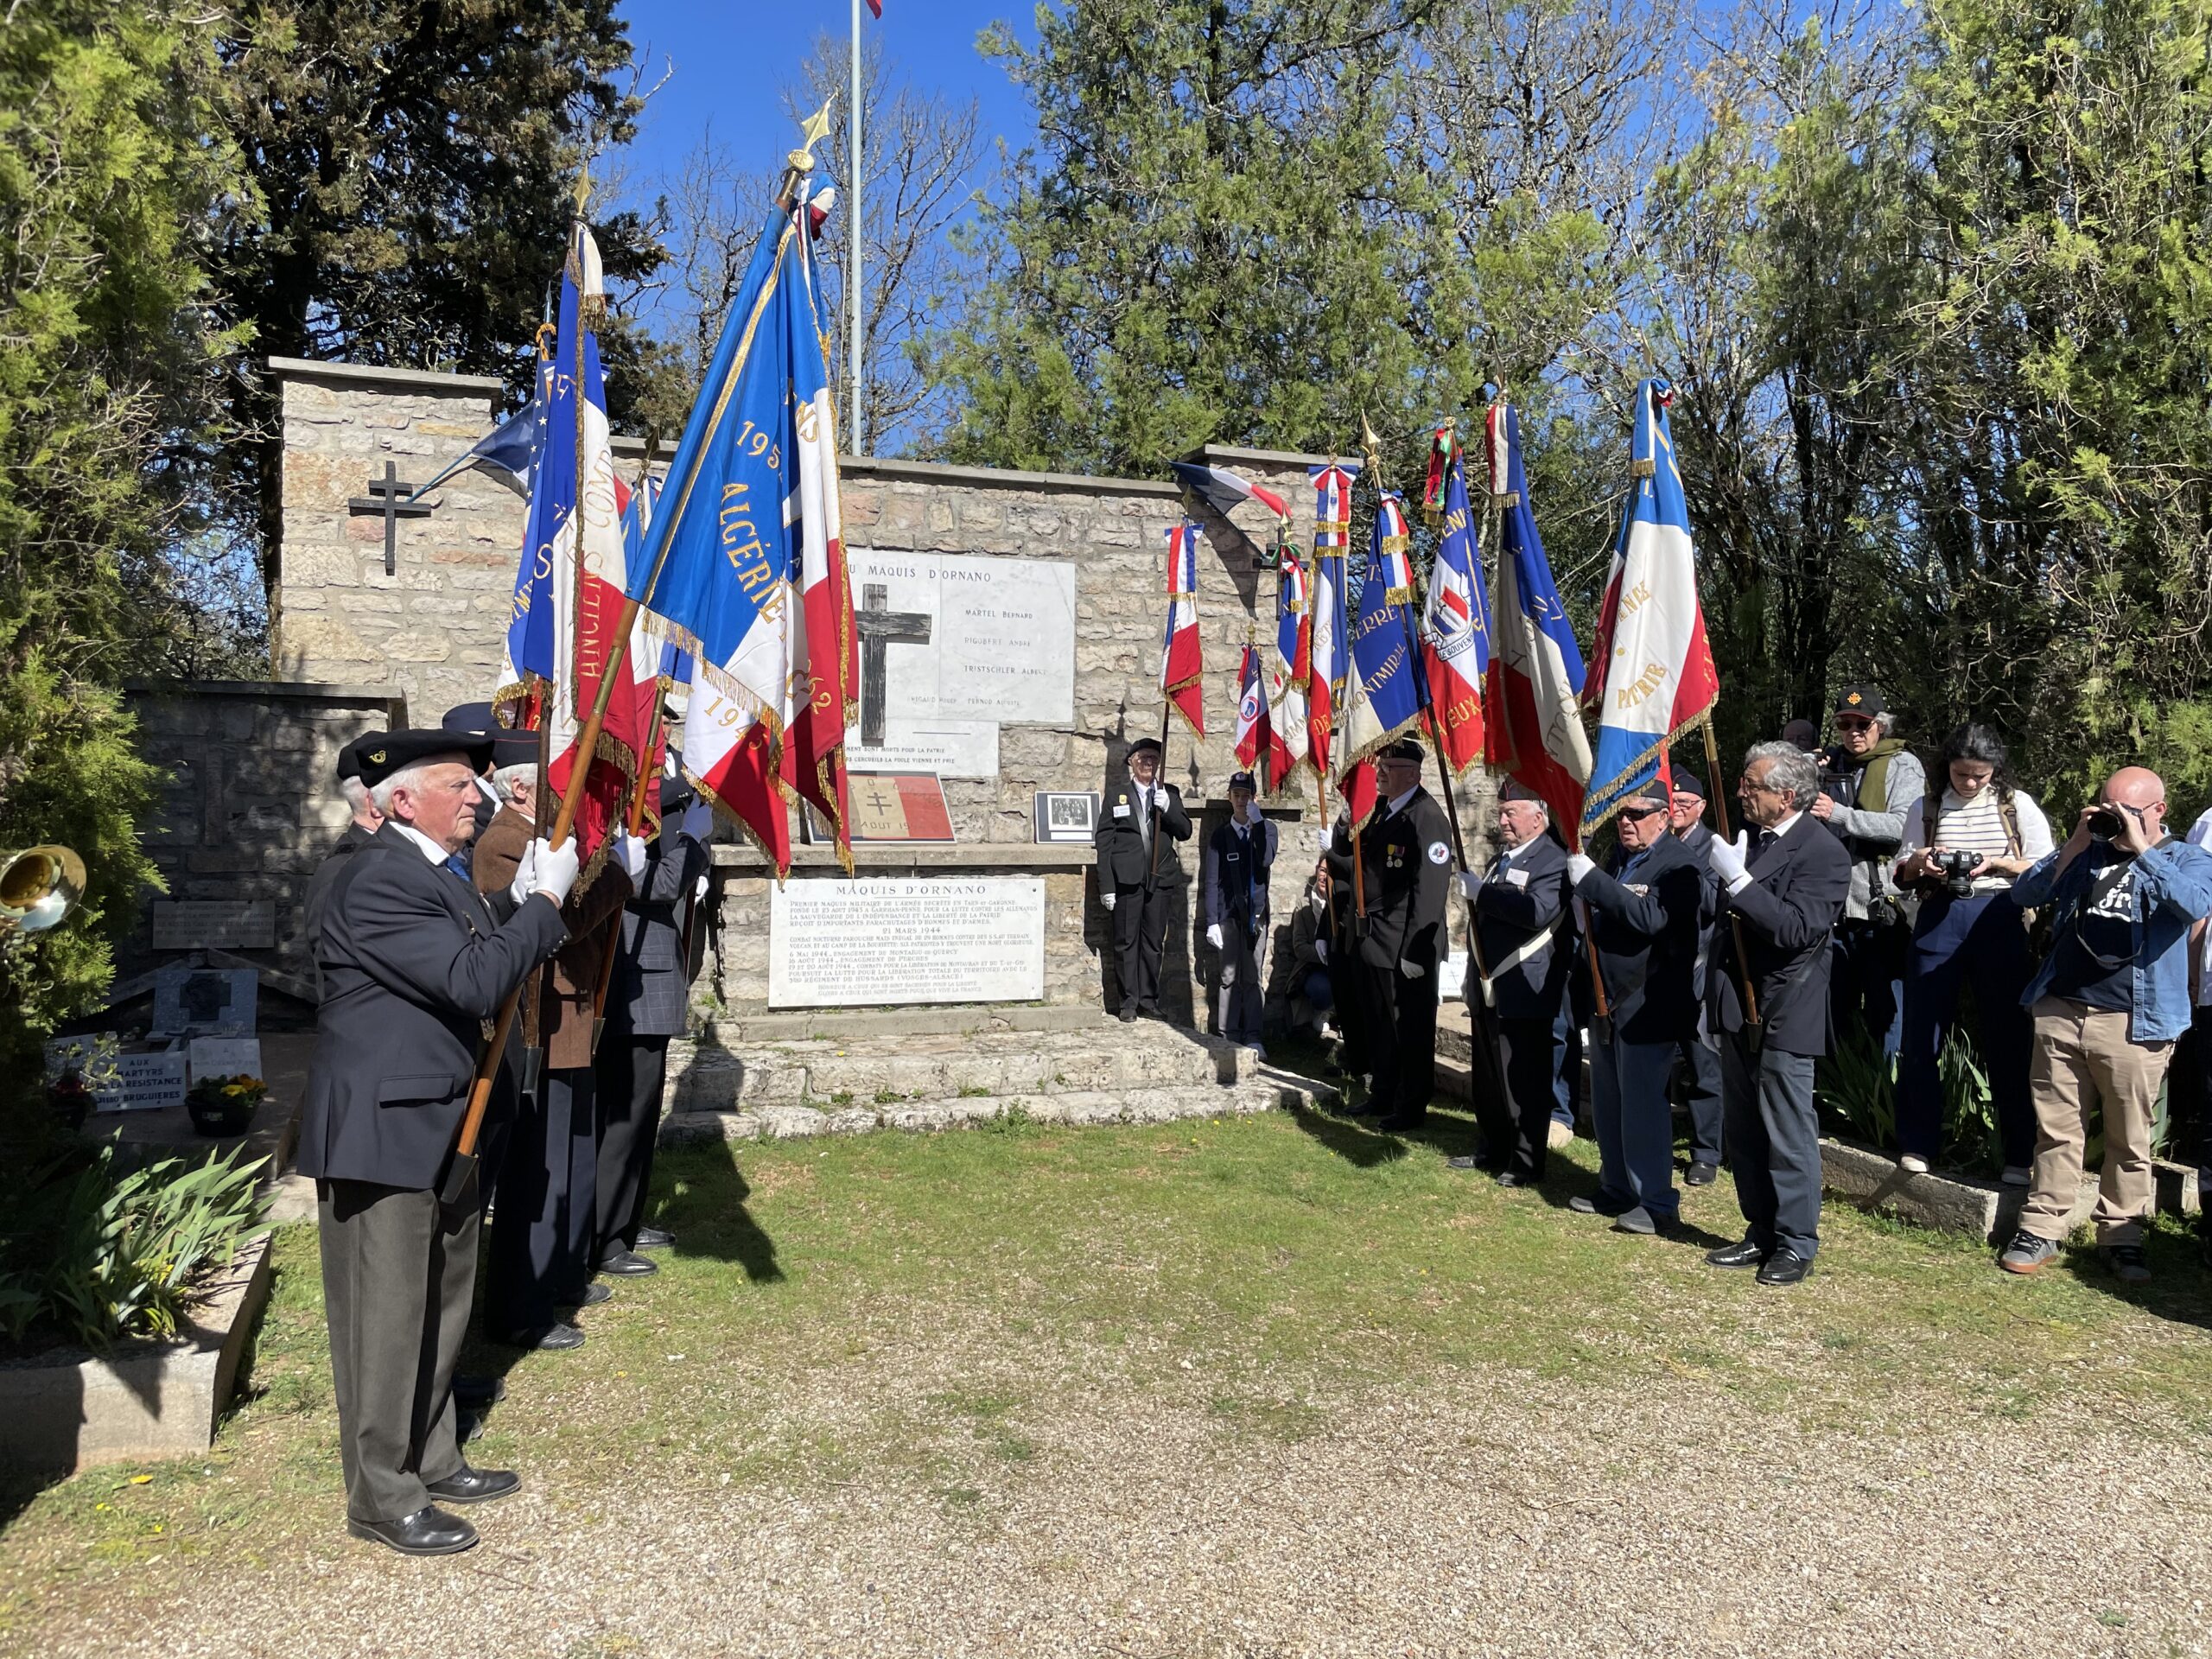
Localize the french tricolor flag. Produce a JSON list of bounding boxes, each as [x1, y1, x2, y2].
[[1483, 400, 1592, 836], [1232, 644, 1267, 772], [1306, 461, 1359, 779], [1421, 434, 1490, 774], [1160, 520, 1206, 736], [1265, 551, 1311, 790], [1170, 461, 1290, 524]]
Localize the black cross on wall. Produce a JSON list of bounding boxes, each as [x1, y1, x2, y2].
[[347, 460, 433, 575], [853, 582, 932, 748]]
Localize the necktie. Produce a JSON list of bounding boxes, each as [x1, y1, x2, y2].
[[1140, 788, 1153, 852], [1754, 830, 1778, 857], [441, 852, 474, 886]]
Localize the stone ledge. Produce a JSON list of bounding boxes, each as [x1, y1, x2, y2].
[[1820, 1136, 2101, 1243], [266, 355, 505, 399], [838, 454, 1182, 499], [710, 842, 1103, 871], [124, 679, 409, 711], [708, 1003, 1116, 1044], [1188, 442, 1334, 472], [0, 1233, 274, 1477]]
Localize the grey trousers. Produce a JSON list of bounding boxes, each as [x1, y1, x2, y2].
[[1719, 1033, 1822, 1260], [317, 1179, 476, 1523], [1215, 922, 1267, 1042]]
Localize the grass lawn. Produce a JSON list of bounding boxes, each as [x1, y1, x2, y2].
[[4, 1097, 2209, 1654]]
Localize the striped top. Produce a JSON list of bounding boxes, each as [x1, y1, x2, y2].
[[1898, 785, 2056, 892]]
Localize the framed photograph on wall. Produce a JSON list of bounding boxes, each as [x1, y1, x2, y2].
[[1034, 791, 1101, 844]]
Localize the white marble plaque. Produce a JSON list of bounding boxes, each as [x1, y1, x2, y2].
[[842, 715, 1000, 779], [188, 1036, 264, 1083], [769, 877, 1046, 1008], [848, 549, 1076, 725]]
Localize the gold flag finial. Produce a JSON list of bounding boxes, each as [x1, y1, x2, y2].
[[790, 99, 834, 172]]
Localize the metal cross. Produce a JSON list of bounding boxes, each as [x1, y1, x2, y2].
[[347, 460, 433, 575], [853, 583, 932, 748]]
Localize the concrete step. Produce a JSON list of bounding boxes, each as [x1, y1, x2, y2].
[[669, 1024, 1254, 1114], [660, 1065, 1337, 1147]]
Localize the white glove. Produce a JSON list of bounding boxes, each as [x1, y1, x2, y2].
[[1205, 923, 1224, 950], [612, 829, 647, 883], [693, 874, 710, 904], [1707, 830, 1751, 890], [1314, 937, 1328, 963], [678, 798, 714, 842], [1457, 870, 1484, 900], [530, 836, 582, 905], [506, 840, 541, 909], [1399, 958, 1426, 979], [1567, 852, 1597, 884], [1101, 892, 1117, 912]]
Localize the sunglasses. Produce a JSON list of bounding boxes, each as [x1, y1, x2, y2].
[[1834, 715, 1876, 732], [1620, 801, 1669, 820]]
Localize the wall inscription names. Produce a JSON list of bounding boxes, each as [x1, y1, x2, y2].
[[767, 877, 1046, 1008]]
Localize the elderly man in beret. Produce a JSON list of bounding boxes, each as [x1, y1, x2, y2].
[[299, 729, 580, 1556]]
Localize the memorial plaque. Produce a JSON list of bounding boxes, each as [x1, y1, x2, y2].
[[846, 550, 1076, 726], [769, 877, 1046, 1007], [846, 772, 956, 843], [188, 1036, 264, 1083], [149, 966, 257, 1038], [842, 715, 999, 779], [112, 1050, 188, 1113], [150, 899, 276, 950]]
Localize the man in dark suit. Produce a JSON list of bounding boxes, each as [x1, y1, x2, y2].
[[472, 738, 641, 1350], [1666, 767, 1726, 1185], [1201, 769, 1279, 1052], [299, 729, 576, 1556], [302, 733, 385, 976], [1567, 783, 1707, 1234], [1094, 735, 1192, 1022], [594, 773, 715, 1277], [1325, 738, 1453, 1129], [1460, 781, 1578, 1183], [1702, 741, 1853, 1285]]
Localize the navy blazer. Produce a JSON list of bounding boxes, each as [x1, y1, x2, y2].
[[298, 828, 568, 1189], [1471, 832, 1577, 1020], [1095, 779, 1192, 893], [1708, 814, 1852, 1056], [1573, 831, 1705, 1045], [1201, 816, 1277, 937], [1326, 790, 1455, 973], [613, 820, 711, 1039]]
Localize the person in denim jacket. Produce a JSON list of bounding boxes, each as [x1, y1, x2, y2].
[[1999, 766, 2212, 1283]]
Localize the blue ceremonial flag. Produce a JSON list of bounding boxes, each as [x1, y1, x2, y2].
[[1342, 493, 1424, 769], [500, 349, 563, 686]]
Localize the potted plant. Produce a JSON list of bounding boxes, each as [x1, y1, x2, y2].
[[186, 1074, 265, 1138]]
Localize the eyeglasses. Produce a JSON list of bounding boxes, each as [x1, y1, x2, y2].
[[1834, 715, 1875, 732]]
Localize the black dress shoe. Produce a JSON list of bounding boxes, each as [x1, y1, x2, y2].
[[1683, 1160, 1719, 1187], [559, 1281, 611, 1308], [1376, 1111, 1427, 1133], [599, 1248, 658, 1277], [1706, 1237, 1768, 1269], [1495, 1170, 1529, 1188], [1119, 1008, 1138, 1023], [497, 1322, 584, 1351], [1756, 1248, 1813, 1286], [451, 1374, 506, 1409], [634, 1225, 676, 1250], [1569, 1192, 1636, 1217], [346, 1505, 478, 1556], [424, 1465, 521, 1506]]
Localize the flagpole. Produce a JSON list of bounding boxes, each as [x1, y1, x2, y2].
[[849, 0, 864, 454], [1701, 715, 1762, 1028]]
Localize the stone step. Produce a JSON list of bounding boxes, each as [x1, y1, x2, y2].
[[659, 1065, 1337, 1147], [670, 1024, 1254, 1114]]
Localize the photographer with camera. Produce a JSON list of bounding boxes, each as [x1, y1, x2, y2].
[[1998, 767, 2212, 1282], [1810, 686, 1924, 1058], [1891, 726, 2053, 1181]]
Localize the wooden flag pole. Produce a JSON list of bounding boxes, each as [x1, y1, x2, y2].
[[1701, 715, 1762, 1029]]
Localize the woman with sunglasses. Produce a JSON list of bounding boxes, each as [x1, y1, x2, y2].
[[1891, 725, 2054, 1180]]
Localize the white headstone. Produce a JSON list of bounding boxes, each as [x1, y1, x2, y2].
[[768, 877, 1046, 1008]]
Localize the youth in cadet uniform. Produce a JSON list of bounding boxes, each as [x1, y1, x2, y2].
[[1459, 782, 1578, 1184], [1200, 769, 1278, 1053], [1325, 738, 1452, 1131], [1565, 784, 1706, 1234], [1094, 735, 1192, 1022], [472, 734, 644, 1350], [298, 729, 577, 1556], [594, 774, 715, 1276]]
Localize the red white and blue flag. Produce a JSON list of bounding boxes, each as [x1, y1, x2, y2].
[[1160, 519, 1207, 736], [1232, 644, 1267, 771], [1421, 435, 1490, 775], [1343, 492, 1423, 775], [1265, 551, 1311, 790], [1484, 400, 1592, 836], [1580, 378, 1720, 836], [1306, 461, 1359, 779], [625, 188, 855, 876], [499, 223, 647, 868], [1170, 461, 1289, 524]]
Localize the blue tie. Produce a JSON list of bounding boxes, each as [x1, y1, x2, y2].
[[441, 852, 474, 887]]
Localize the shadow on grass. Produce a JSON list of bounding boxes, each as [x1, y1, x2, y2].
[[1284, 1101, 1408, 1168]]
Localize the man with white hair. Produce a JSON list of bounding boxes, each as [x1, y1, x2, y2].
[[299, 728, 580, 1556], [302, 731, 386, 966]]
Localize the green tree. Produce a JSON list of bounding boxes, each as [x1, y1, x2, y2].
[[0, 2, 246, 1067]]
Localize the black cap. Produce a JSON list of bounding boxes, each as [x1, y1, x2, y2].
[[658, 772, 696, 815], [1128, 737, 1163, 759], [336, 731, 385, 785], [488, 730, 539, 770], [1833, 684, 1886, 720], [442, 701, 499, 737], [1227, 770, 1258, 793], [1499, 779, 1545, 805], [1668, 766, 1706, 798], [353, 728, 494, 789], [1381, 737, 1425, 764]]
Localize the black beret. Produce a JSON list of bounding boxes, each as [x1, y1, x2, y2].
[[353, 728, 493, 789], [1498, 779, 1545, 805], [336, 730, 385, 785], [442, 701, 499, 736], [1381, 737, 1426, 763], [1128, 737, 1163, 759], [1668, 766, 1706, 798], [488, 730, 539, 770]]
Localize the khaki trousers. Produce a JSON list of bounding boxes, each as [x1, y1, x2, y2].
[[2021, 997, 2172, 1246]]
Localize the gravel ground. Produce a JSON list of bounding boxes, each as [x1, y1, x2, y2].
[[22, 1352, 2212, 1659]]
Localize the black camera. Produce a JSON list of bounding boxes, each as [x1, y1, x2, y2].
[[1931, 848, 1981, 897], [2086, 807, 2125, 842]]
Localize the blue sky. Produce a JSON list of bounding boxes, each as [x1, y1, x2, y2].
[[615, 1, 1040, 194]]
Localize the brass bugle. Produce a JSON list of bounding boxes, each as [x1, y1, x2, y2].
[[0, 845, 86, 939]]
